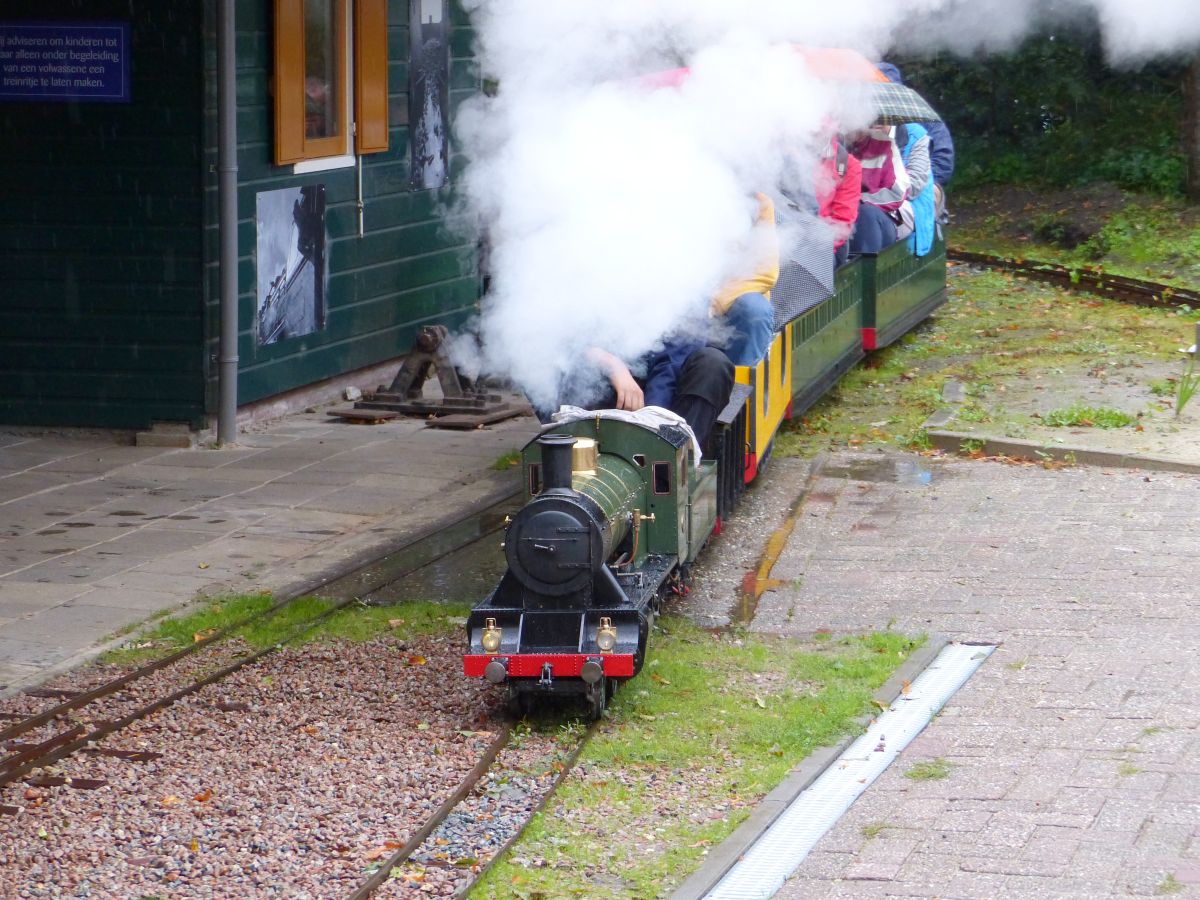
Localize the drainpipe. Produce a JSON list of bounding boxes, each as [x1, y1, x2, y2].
[[217, 0, 239, 445]]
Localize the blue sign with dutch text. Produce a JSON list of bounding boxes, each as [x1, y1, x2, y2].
[[0, 21, 131, 103]]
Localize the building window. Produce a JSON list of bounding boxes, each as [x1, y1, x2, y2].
[[274, 0, 389, 167], [303, 0, 342, 142]]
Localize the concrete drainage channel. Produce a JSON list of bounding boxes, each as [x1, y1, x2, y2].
[[673, 640, 996, 900]]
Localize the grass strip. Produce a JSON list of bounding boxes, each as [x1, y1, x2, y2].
[[473, 623, 923, 898], [101, 595, 471, 665]]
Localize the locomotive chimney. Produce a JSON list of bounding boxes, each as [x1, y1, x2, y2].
[[539, 433, 577, 490]]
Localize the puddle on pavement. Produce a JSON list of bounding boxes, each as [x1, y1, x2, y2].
[[724, 456, 938, 626], [821, 457, 935, 486]]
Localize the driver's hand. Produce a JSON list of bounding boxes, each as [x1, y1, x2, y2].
[[609, 363, 644, 411]]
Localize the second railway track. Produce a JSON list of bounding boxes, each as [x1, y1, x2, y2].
[[948, 247, 1200, 311], [0, 490, 600, 898]]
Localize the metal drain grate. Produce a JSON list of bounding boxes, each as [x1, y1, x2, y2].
[[704, 642, 996, 900]]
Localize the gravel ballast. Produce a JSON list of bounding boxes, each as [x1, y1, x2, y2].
[[0, 635, 524, 899]]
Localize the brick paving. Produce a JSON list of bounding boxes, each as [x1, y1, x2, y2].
[[754, 452, 1200, 899]]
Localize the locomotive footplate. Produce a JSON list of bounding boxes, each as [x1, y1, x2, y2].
[[464, 555, 677, 681]]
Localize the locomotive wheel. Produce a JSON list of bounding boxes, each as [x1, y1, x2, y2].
[[506, 685, 532, 719], [585, 676, 608, 721]]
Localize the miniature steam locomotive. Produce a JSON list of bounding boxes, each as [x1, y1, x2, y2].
[[464, 413, 715, 718]]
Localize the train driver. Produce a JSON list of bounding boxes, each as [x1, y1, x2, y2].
[[581, 341, 734, 450]]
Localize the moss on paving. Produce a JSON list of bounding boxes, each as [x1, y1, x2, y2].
[[472, 625, 922, 898]]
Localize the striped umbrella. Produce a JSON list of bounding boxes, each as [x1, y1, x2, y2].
[[768, 190, 836, 327], [870, 81, 942, 125]]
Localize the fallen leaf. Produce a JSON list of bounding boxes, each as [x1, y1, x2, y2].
[[198, 562, 209, 569], [901, 680, 912, 696], [160, 795, 180, 807], [193, 629, 217, 643], [365, 846, 395, 861], [388, 619, 405, 629], [871, 699, 887, 712], [650, 673, 671, 685], [407, 655, 427, 666], [193, 789, 212, 803], [754, 695, 766, 709], [190, 838, 199, 852]]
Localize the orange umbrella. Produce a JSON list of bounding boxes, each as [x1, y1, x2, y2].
[[793, 46, 890, 83], [637, 48, 888, 90]]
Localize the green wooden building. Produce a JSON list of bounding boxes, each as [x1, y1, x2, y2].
[[0, 0, 480, 432]]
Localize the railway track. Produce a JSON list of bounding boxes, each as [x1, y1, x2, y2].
[[0, 496, 517, 792], [0, 492, 602, 898], [947, 247, 1200, 311]]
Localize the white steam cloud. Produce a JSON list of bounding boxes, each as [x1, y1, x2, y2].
[[453, 0, 1200, 411], [894, 0, 1200, 62]]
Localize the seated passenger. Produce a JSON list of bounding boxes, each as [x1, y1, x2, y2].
[[709, 192, 779, 366], [533, 195, 770, 445], [814, 135, 861, 268], [876, 62, 955, 222], [847, 126, 910, 255], [894, 122, 936, 257]]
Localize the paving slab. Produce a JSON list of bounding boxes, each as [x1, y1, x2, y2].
[[0, 408, 540, 695]]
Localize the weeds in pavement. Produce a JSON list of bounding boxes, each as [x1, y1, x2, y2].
[[1040, 405, 1136, 428], [1175, 355, 1200, 418], [905, 759, 952, 781], [1156, 873, 1185, 895], [491, 449, 522, 470]]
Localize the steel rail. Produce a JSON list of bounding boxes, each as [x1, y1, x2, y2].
[[446, 718, 601, 896], [344, 723, 515, 900], [947, 248, 1200, 311], [346, 717, 601, 899], [0, 594, 365, 788], [0, 492, 518, 789]]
